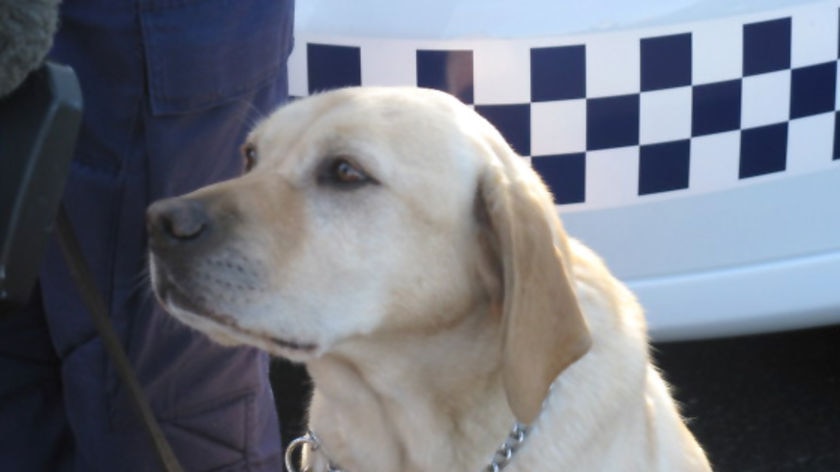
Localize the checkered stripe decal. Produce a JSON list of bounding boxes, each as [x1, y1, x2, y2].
[[290, 2, 840, 208]]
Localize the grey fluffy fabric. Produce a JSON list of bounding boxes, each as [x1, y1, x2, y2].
[[0, 0, 61, 97]]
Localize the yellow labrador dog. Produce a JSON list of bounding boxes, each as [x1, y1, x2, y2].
[[147, 87, 711, 471]]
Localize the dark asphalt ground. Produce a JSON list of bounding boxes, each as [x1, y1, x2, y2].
[[654, 324, 840, 472], [271, 324, 840, 471]]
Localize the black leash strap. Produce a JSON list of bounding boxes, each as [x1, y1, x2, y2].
[[56, 205, 184, 472]]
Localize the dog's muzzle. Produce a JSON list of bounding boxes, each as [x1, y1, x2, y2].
[[145, 196, 218, 313], [147, 197, 211, 250]]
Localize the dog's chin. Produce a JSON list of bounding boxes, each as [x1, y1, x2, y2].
[[153, 280, 321, 361]]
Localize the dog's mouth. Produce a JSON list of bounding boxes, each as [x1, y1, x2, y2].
[[154, 276, 318, 354]]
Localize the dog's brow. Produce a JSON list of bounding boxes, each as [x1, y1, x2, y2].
[[319, 134, 357, 154]]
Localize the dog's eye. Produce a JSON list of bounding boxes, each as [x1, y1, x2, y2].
[[318, 158, 375, 188], [333, 160, 366, 183], [241, 143, 258, 172]]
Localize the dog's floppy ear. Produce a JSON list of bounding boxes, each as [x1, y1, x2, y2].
[[477, 134, 592, 425]]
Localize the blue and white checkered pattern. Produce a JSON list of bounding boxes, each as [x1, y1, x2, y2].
[[289, 2, 840, 209]]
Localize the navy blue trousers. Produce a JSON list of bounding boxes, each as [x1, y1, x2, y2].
[[0, 1, 294, 470]]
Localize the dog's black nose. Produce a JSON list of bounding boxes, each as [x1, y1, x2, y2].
[[147, 197, 209, 247]]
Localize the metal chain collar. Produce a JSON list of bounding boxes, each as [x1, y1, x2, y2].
[[483, 423, 531, 472], [284, 423, 531, 472], [284, 430, 345, 472]]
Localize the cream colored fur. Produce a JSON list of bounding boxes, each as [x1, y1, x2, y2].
[[148, 87, 711, 471]]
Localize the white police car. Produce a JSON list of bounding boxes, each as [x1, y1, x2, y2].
[[289, 0, 840, 340]]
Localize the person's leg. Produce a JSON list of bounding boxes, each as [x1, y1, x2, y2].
[[96, 82, 288, 471], [38, 0, 294, 469], [0, 285, 74, 472]]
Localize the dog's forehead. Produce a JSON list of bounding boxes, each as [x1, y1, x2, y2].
[[250, 88, 487, 171]]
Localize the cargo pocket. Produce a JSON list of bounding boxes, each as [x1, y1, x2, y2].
[[140, 0, 293, 116]]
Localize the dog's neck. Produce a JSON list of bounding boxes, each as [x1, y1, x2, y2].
[[305, 301, 516, 471]]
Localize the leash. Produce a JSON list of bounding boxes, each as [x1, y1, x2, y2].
[[285, 423, 531, 472], [56, 205, 185, 472]]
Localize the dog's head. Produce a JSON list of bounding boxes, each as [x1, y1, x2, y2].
[[147, 87, 590, 423]]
